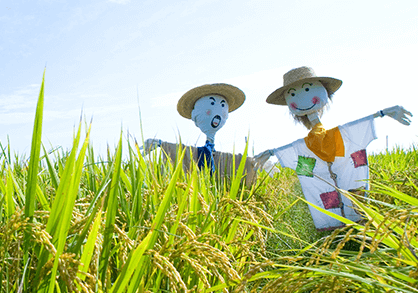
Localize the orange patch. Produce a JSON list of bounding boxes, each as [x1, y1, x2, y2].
[[304, 123, 345, 162]]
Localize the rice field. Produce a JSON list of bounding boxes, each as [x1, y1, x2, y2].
[[0, 73, 417, 292]]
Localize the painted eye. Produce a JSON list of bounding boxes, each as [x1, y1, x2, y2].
[[305, 88, 309, 92], [291, 93, 295, 97], [211, 102, 215, 105], [221, 104, 225, 107]]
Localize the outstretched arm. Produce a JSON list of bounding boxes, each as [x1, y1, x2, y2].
[[142, 139, 194, 158], [142, 138, 162, 154], [254, 149, 276, 171], [254, 142, 292, 169], [142, 139, 197, 169], [373, 105, 413, 126]]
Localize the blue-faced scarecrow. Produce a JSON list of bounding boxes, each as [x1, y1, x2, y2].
[[144, 83, 259, 184], [255, 66, 413, 230], [177, 83, 245, 173]]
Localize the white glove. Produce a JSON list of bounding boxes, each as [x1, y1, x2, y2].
[[143, 138, 162, 154], [254, 149, 275, 171], [380, 106, 413, 126]]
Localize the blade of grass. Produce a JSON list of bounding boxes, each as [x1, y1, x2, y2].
[[36, 184, 50, 212], [100, 132, 123, 287], [110, 148, 186, 293], [78, 208, 102, 281], [234, 218, 310, 246], [5, 166, 16, 218], [370, 181, 418, 206], [42, 144, 60, 190], [45, 122, 82, 236], [33, 123, 85, 288], [24, 69, 45, 265], [229, 138, 249, 200], [47, 123, 91, 293], [70, 179, 109, 254]]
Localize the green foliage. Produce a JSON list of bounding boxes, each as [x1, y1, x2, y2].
[[369, 146, 418, 204], [238, 147, 418, 292], [0, 72, 417, 292]]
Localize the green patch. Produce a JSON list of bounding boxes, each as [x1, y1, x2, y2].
[[296, 156, 316, 177]]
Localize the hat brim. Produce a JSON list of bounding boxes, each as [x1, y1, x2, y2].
[[177, 83, 245, 119], [266, 77, 342, 106]]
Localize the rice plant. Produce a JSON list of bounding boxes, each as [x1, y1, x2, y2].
[[224, 149, 418, 292], [0, 73, 273, 292], [0, 72, 417, 292]]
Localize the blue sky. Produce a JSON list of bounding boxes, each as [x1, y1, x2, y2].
[[1, 0, 417, 157]]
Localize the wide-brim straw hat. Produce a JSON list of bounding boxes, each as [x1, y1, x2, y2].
[[266, 66, 342, 105], [177, 83, 245, 119]]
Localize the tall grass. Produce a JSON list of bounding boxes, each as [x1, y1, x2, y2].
[[246, 168, 418, 292], [0, 73, 271, 292], [369, 146, 418, 205], [0, 72, 417, 292]]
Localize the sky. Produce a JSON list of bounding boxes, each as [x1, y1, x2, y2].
[[1, 0, 417, 160]]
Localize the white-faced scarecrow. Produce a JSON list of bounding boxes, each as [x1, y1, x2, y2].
[[144, 83, 259, 183], [255, 66, 413, 230]]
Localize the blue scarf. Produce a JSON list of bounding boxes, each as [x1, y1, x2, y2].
[[197, 140, 215, 174]]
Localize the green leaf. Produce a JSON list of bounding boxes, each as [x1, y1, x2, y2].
[[78, 209, 102, 281], [5, 167, 16, 218], [370, 181, 418, 206], [47, 123, 91, 293], [25, 69, 45, 221], [24, 69, 45, 276], [100, 132, 123, 286], [42, 144, 60, 190], [110, 148, 186, 293], [229, 138, 249, 200]]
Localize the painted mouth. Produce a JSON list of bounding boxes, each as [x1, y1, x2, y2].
[[211, 115, 221, 128], [291, 103, 317, 111]]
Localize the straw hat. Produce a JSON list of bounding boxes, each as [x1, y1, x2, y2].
[[266, 66, 342, 105], [177, 83, 245, 119]]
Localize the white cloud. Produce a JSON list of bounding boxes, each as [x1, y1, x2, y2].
[[0, 84, 41, 114], [0, 112, 35, 125]]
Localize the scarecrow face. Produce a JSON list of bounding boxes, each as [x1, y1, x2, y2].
[[191, 95, 229, 140], [285, 80, 328, 116]]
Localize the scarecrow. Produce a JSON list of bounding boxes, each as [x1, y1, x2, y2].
[[144, 83, 262, 185], [255, 66, 412, 230]]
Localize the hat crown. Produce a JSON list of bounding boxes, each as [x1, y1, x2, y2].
[[177, 83, 245, 119], [283, 66, 317, 86]]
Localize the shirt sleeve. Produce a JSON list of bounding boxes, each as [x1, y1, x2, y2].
[[273, 142, 298, 170], [339, 115, 377, 150]]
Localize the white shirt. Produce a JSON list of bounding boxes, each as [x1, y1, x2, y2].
[[274, 115, 377, 230]]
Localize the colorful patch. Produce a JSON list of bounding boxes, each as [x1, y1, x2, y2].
[[351, 149, 368, 168], [296, 156, 316, 177], [320, 190, 341, 209]]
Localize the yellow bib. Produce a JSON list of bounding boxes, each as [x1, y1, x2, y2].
[[304, 123, 345, 162]]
